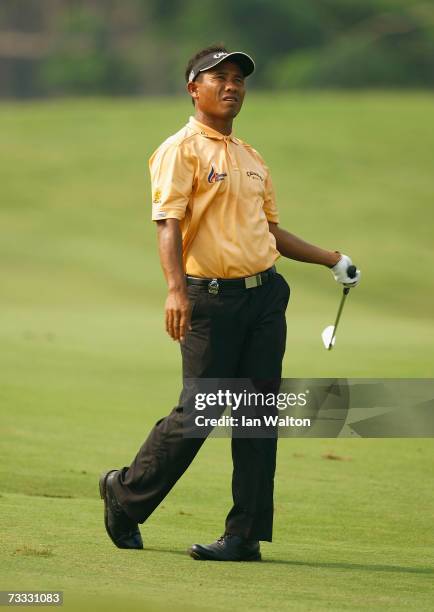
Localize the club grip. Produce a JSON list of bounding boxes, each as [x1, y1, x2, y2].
[[347, 264, 357, 279]]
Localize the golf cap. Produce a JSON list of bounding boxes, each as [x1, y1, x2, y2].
[[188, 51, 255, 83]]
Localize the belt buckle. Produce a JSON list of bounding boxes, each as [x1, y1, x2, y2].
[[208, 279, 219, 295], [245, 274, 262, 289]]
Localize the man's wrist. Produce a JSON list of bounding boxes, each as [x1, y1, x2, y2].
[[326, 251, 341, 268], [167, 281, 187, 294]]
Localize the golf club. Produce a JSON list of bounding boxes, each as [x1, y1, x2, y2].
[[322, 264, 357, 350]]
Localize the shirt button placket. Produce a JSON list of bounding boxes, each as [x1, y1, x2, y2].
[[224, 139, 240, 202], [224, 138, 237, 169]]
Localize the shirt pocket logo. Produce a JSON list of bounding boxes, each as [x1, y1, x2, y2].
[[244, 169, 265, 199], [208, 165, 227, 183], [246, 170, 264, 182]]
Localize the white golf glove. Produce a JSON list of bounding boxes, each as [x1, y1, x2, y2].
[[331, 253, 361, 287]]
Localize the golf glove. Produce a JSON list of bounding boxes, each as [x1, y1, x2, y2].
[[331, 254, 361, 287]]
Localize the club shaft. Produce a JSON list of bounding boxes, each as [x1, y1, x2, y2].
[[328, 287, 350, 349]]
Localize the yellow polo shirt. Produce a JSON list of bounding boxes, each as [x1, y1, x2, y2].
[[149, 116, 280, 278]]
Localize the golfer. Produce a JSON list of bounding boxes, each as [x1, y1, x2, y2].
[[100, 45, 361, 561]]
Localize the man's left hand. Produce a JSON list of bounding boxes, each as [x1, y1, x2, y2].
[[331, 254, 361, 287]]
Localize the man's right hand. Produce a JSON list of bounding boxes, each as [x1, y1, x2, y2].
[[156, 218, 192, 341], [165, 288, 192, 342]]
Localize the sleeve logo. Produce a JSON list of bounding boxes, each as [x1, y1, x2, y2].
[[152, 188, 162, 204]]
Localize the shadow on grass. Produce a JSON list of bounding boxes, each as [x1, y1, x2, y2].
[[144, 547, 434, 575], [143, 547, 187, 558], [262, 559, 434, 575]]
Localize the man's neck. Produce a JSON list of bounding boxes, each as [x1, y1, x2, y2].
[[194, 110, 233, 136]]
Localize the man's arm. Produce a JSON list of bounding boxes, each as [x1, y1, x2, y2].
[[156, 218, 191, 342], [268, 222, 340, 268]]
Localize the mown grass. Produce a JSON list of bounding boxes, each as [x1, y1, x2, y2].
[[0, 93, 433, 611]]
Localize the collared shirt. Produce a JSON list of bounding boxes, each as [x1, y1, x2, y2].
[[149, 116, 280, 278]]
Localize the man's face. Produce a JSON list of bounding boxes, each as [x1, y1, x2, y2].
[[189, 60, 246, 119]]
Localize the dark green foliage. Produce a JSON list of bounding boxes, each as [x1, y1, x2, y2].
[[38, 8, 141, 94], [0, 0, 433, 96], [269, 2, 434, 88]]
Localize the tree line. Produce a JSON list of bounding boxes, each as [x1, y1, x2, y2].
[[1, 0, 433, 97]]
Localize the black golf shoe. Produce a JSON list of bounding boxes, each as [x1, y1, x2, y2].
[[99, 470, 143, 549], [189, 534, 261, 561]]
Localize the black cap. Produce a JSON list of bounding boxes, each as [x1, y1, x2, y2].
[[188, 51, 255, 83]]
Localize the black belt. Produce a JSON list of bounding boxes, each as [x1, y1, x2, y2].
[[186, 266, 276, 295]]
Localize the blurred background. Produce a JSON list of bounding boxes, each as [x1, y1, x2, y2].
[[1, 0, 434, 97], [1, 2, 434, 610]]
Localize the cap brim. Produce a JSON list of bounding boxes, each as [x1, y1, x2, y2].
[[199, 51, 255, 78]]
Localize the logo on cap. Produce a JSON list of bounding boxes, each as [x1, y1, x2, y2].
[[213, 52, 228, 59]]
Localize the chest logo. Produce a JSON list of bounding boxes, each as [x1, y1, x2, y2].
[[246, 171, 264, 182], [208, 166, 227, 183]]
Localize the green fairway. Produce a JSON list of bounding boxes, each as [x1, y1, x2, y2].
[[1, 93, 433, 611]]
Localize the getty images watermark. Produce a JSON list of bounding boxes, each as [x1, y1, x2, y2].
[[178, 378, 434, 438], [194, 388, 311, 429]]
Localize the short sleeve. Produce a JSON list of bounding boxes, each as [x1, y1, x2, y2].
[[149, 142, 195, 221], [263, 166, 279, 224]]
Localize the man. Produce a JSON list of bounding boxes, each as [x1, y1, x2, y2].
[[99, 45, 360, 561]]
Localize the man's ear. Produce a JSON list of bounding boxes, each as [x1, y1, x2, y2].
[[187, 80, 199, 104]]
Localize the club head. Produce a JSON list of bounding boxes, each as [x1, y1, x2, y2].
[[321, 325, 336, 350]]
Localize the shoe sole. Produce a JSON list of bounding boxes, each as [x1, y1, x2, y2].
[[99, 470, 143, 550], [188, 549, 262, 562], [99, 470, 120, 547]]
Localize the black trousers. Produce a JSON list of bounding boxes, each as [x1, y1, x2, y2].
[[112, 271, 290, 542]]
